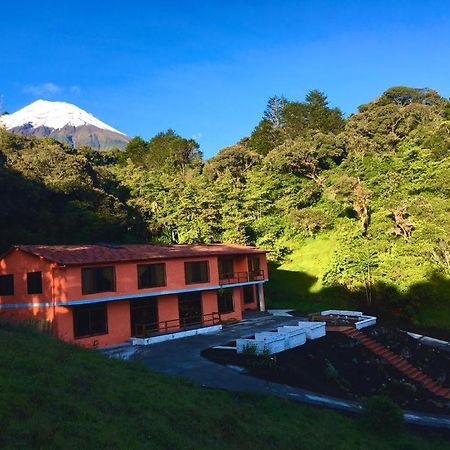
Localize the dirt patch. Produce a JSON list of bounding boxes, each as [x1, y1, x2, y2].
[[202, 326, 450, 414]]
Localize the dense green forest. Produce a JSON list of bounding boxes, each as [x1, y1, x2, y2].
[[1, 86, 449, 327]]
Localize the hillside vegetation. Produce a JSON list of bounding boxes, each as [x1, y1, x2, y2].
[[0, 86, 449, 327], [0, 322, 448, 449]]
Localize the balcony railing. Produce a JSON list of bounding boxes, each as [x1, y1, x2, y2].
[[133, 312, 221, 338], [219, 269, 265, 285]]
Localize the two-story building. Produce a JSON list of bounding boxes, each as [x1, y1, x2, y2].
[[0, 243, 268, 347]]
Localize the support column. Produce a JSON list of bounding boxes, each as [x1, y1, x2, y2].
[[258, 284, 266, 311]]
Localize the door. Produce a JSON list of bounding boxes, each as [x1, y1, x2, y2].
[[248, 256, 261, 280], [178, 292, 203, 327], [130, 297, 158, 337]]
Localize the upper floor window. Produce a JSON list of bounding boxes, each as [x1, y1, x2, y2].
[[185, 261, 209, 284], [218, 258, 234, 280], [138, 263, 166, 289], [0, 274, 14, 296], [82, 267, 115, 295], [248, 256, 262, 280], [27, 271, 42, 294]]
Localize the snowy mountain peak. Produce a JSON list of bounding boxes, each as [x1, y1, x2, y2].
[[1, 99, 126, 135]]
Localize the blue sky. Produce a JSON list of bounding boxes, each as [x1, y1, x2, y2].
[[1, 0, 449, 157]]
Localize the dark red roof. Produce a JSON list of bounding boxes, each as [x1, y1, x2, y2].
[[12, 243, 266, 265]]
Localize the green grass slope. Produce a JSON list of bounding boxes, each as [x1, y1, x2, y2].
[[0, 322, 447, 449], [266, 233, 351, 313]]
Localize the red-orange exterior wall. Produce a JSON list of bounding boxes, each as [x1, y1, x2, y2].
[[0, 248, 55, 323], [1, 249, 268, 347]]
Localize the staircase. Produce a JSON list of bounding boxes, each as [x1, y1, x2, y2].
[[341, 328, 450, 400]]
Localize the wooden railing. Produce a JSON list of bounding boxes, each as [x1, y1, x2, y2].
[[133, 311, 221, 338], [219, 270, 265, 285]]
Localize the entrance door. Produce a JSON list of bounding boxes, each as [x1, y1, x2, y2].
[[248, 256, 261, 280], [178, 292, 203, 327], [130, 297, 158, 337]]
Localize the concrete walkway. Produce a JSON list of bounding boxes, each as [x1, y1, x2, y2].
[[134, 314, 450, 429]]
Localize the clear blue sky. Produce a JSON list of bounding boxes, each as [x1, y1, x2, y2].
[[1, 0, 449, 157]]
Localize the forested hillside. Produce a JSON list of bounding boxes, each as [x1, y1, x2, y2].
[[1, 86, 449, 327]]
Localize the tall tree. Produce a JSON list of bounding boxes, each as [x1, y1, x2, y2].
[[263, 96, 287, 128]]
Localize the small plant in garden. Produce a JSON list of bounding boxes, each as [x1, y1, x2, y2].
[[242, 343, 258, 356], [324, 359, 350, 391], [362, 395, 404, 434], [325, 359, 339, 380], [259, 348, 278, 369]]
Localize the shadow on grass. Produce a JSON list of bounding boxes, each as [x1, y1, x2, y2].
[[266, 262, 450, 335]]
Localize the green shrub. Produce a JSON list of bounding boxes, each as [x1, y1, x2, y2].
[[362, 395, 404, 434]]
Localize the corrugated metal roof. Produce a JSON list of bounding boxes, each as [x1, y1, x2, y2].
[[12, 243, 266, 265]]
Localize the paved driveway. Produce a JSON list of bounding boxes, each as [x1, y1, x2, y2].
[[136, 315, 361, 410], [134, 314, 450, 429]]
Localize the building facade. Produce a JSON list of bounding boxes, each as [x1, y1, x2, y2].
[[0, 244, 268, 347]]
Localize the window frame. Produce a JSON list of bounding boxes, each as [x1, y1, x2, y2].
[[243, 285, 255, 304], [248, 255, 261, 280], [27, 271, 43, 294], [81, 266, 116, 295], [218, 257, 234, 280], [73, 302, 108, 339], [184, 261, 210, 285], [137, 263, 166, 289], [0, 274, 14, 296], [218, 288, 234, 314]]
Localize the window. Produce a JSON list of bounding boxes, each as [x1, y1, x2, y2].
[[130, 298, 159, 337], [73, 303, 108, 338], [138, 263, 166, 289], [248, 256, 261, 280], [184, 261, 209, 284], [27, 271, 42, 294], [81, 267, 115, 295], [218, 289, 234, 314], [0, 274, 14, 296], [218, 258, 234, 280], [243, 285, 255, 304]]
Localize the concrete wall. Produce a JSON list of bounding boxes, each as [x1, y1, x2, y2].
[[54, 300, 132, 348], [0, 248, 55, 322], [0, 248, 268, 347]]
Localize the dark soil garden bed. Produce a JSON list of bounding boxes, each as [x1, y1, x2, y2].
[[202, 326, 450, 414]]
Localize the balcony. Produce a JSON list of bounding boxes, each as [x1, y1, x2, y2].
[[219, 270, 265, 285], [133, 312, 221, 338]]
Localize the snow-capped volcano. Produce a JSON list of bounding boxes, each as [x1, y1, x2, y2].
[[1, 100, 130, 149]]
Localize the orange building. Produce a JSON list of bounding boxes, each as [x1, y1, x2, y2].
[[0, 244, 268, 347]]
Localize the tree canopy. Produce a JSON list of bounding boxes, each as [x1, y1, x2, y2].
[[1, 85, 449, 324]]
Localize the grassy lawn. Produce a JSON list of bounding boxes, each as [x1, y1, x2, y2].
[[0, 322, 448, 449], [265, 234, 351, 313], [265, 235, 450, 331]]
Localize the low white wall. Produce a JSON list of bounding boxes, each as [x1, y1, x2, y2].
[[236, 336, 286, 355], [320, 310, 363, 317], [131, 324, 222, 346], [300, 322, 326, 339], [278, 322, 326, 340], [355, 316, 377, 330], [257, 330, 307, 351], [237, 328, 308, 355]]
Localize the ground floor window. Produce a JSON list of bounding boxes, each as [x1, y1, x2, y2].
[[243, 285, 255, 304], [130, 297, 158, 337], [218, 288, 234, 314], [178, 292, 203, 327], [73, 303, 108, 338]]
